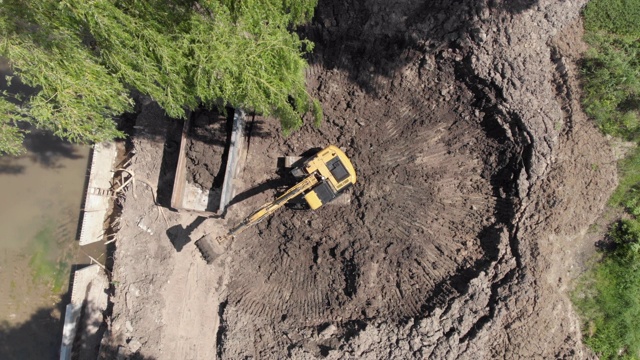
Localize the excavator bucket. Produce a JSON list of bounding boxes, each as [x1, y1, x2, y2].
[[194, 234, 227, 264]]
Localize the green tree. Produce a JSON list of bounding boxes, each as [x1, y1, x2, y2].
[[0, 0, 321, 155]]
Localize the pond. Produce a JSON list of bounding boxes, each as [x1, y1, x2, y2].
[[0, 133, 98, 359]]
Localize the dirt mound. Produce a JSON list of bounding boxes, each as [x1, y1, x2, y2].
[[217, 0, 615, 358], [104, 0, 617, 359], [226, 76, 498, 319]]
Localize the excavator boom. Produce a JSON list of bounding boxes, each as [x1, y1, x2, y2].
[[229, 174, 319, 236], [195, 145, 356, 264]]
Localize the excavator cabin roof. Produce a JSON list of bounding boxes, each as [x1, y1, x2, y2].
[[304, 145, 357, 191]]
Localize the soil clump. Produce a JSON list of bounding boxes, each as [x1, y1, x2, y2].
[[103, 1, 616, 359]]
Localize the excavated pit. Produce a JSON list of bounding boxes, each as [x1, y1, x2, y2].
[[219, 62, 520, 357], [213, 0, 603, 358], [176, 108, 234, 214]]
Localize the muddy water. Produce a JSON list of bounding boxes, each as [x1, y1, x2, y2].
[[0, 134, 96, 359]]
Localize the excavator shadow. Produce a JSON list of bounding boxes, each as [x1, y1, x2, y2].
[[167, 174, 300, 254], [194, 145, 357, 264], [227, 146, 323, 210], [166, 216, 207, 252], [226, 174, 302, 209]]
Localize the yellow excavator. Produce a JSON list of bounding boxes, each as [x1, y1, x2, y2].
[[195, 145, 357, 263]]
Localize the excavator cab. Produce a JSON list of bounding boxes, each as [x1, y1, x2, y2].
[[296, 145, 356, 210]]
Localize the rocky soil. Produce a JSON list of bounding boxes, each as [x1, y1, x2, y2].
[[102, 0, 617, 359]]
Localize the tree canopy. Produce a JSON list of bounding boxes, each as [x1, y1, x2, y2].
[[0, 0, 321, 155]]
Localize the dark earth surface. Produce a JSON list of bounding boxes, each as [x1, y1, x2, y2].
[[102, 0, 617, 359]]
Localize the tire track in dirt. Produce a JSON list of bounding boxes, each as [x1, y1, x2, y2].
[[352, 93, 496, 317], [160, 223, 222, 359], [215, 1, 557, 353], [219, 61, 503, 357]]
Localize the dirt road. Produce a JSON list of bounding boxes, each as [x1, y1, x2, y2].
[[103, 0, 616, 359]]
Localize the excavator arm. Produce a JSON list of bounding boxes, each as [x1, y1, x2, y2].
[[195, 145, 356, 265], [228, 173, 320, 237], [195, 174, 321, 263]]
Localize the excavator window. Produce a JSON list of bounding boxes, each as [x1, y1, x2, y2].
[[326, 157, 350, 184]]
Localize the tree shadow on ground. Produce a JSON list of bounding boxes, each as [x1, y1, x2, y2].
[[302, 0, 539, 95], [0, 268, 157, 360], [74, 299, 159, 360], [0, 305, 66, 360], [1, 60, 86, 168], [0, 157, 24, 174], [0, 130, 87, 174], [0, 271, 72, 360], [618, 96, 640, 113], [23, 131, 85, 167]]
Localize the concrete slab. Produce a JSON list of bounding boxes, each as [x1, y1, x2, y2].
[[180, 182, 220, 212], [70, 264, 108, 306], [60, 264, 109, 360], [284, 156, 303, 168], [79, 142, 117, 245], [59, 303, 81, 360]]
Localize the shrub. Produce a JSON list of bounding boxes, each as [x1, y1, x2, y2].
[[574, 219, 640, 360], [581, 0, 640, 139], [581, 33, 640, 139], [583, 0, 640, 37]]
